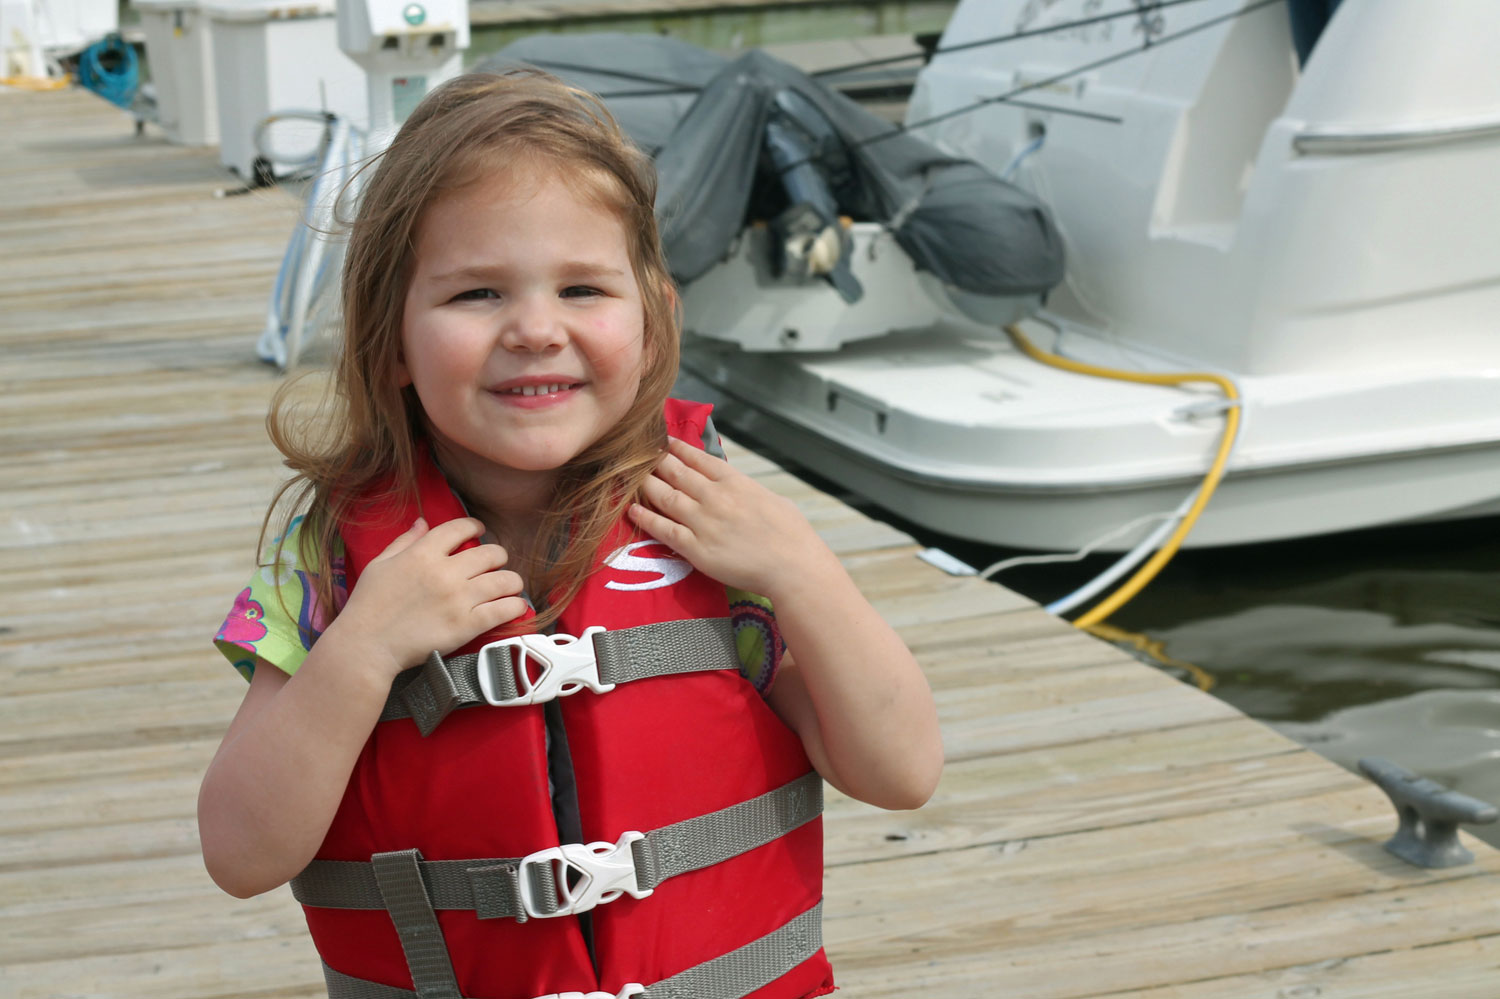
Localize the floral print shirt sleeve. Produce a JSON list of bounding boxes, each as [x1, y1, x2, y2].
[[213, 515, 347, 681], [726, 587, 786, 694]]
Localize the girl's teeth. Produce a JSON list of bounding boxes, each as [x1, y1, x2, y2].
[[510, 383, 568, 396]]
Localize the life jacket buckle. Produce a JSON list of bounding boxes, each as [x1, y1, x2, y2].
[[529, 987, 645, 999], [517, 831, 653, 920], [477, 627, 612, 707]]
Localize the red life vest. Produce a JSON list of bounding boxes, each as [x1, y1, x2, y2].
[[302, 399, 834, 999]]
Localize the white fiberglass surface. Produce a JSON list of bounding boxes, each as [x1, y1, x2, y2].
[[797, 326, 1187, 426], [690, 319, 1500, 491]]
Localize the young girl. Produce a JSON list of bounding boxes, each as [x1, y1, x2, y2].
[[200, 70, 942, 999]]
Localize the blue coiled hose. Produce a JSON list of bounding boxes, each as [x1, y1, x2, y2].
[[76, 34, 139, 109]]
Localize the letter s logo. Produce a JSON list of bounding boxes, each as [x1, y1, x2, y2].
[[602, 540, 694, 591]]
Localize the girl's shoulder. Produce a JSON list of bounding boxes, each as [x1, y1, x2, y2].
[[212, 515, 348, 681]]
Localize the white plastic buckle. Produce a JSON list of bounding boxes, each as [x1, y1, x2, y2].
[[477, 627, 610, 707], [530, 986, 645, 999], [517, 831, 653, 920]]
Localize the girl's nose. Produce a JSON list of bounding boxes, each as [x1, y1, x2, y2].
[[500, 295, 566, 353]]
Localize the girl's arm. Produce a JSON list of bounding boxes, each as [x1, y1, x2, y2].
[[198, 631, 393, 897], [629, 438, 943, 810], [198, 517, 527, 897]]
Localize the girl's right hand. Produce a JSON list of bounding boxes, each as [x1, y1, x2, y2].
[[329, 516, 527, 682]]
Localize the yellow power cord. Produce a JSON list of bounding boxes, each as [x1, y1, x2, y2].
[[1, 74, 72, 91], [1003, 324, 1241, 628], [1078, 622, 1216, 691]]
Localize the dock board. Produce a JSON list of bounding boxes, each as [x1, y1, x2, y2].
[[5, 86, 1500, 998]]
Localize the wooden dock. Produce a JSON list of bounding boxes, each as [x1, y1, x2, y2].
[[6, 86, 1500, 998]]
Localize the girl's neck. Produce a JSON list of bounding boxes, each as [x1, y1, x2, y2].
[[427, 438, 555, 543]]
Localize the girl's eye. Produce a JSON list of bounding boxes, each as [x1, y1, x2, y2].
[[561, 286, 602, 299], [452, 288, 499, 302]]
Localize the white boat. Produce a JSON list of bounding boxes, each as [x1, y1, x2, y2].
[[678, 0, 1500, 552]]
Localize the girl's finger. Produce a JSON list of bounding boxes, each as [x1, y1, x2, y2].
[[640, 472, 697, 521], [375, 517, 428, 559], [666, 436, 730, 479], [473, 568, 525, 604], [653, 451, 712, 499], [629, 502, 693, 553], [453, 543, 509, 577], [475, 595, 531, 632], [421, 516, 488, 553]]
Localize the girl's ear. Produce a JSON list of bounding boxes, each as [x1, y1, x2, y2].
[[394, 351, 412, 388]]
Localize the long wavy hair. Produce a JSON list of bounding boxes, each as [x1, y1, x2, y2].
[[264, 70, 680, 631]]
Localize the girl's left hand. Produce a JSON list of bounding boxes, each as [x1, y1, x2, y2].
[[633, 437, 943, 811], [629, 437, 834, 598]]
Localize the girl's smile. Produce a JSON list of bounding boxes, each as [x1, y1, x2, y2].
[[398, 164, 647, 505], [489, 375, 585, 408]]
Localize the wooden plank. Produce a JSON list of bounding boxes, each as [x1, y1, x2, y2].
[[824, 801, 1500, 998], [828, 716, 1323, 865], [827, 873, 1500, 998], [1105, 934, 1500, 998], [0, 932, 326, 999]]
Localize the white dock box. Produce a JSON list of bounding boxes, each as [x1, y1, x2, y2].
[[2, 0, 117, 74], [201, 0, 367, 178], [134, 0, 218, 145]]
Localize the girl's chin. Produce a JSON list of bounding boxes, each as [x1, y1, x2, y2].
[[430, 438, 573, 480]]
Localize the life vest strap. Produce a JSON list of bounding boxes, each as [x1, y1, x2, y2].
[[292, 773, 822, 922], [319, 900, 824, 999], [381, 618, 741, 736], [370, 849, 463, 999]]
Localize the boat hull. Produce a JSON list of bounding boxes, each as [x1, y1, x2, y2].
[[682, 327, 1500, 551]]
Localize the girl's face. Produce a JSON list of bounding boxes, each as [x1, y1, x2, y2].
[[399, 165, 647, 498]]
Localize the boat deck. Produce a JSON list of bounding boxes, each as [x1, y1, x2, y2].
[[6, 87, 1500, 998]]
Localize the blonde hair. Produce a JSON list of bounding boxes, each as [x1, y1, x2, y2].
[[264, 70, 680, 631]]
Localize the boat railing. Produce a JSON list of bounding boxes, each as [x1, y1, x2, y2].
[[1293, 114, 1500, 155]]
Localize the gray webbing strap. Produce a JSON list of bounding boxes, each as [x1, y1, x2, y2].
[[291, 773, 822, 921], [642, 900, 823, 999], [631, 772, 822, 892], [389, 651, 466, 736], [370, 850, 462, 999], [593, 618, 738, 687], [381, 618, 739, 736], [319, 899, 824, 999], [322, 964, 414, 999]]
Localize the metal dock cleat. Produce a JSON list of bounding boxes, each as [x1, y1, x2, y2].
[[1358, 757, 1499, 868]]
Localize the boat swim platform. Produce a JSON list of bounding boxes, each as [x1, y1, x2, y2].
[[5, 86, 1500, 999]]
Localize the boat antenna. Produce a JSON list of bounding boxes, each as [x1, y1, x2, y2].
[[807, 0, 1220, 81], [585, 0, 1231, 103], [518, 58, 703, 94]]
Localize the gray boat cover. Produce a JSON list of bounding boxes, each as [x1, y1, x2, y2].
[[475, 35, 1064, 297]]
